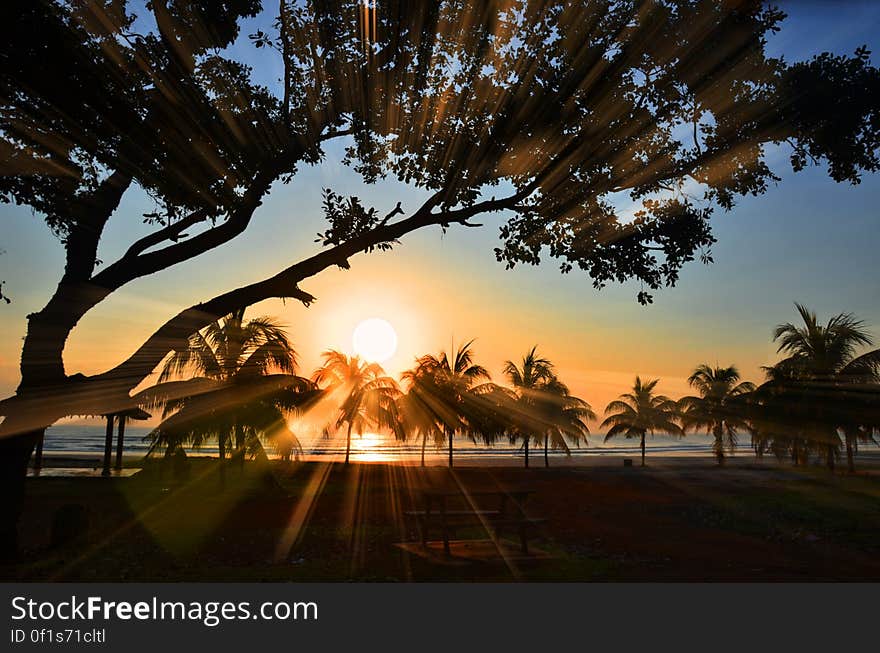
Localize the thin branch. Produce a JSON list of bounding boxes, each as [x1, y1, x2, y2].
[[321, 127, 354, 141], [437, 185, 535, 225], [122, 208, 211, 259], [378, 201, 404, 226]]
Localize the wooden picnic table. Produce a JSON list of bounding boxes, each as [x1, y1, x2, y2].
[[407, 486, 544, 556]]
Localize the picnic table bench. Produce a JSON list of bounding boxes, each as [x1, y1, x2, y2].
[[406, 487, 544, 556]]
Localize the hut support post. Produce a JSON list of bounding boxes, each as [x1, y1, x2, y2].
[[33, 429, 45, 471], [115, 415, 126, 471], [102, 415, 115, 476]]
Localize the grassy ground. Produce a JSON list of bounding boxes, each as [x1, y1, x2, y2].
[[4, 458, 880, 581]]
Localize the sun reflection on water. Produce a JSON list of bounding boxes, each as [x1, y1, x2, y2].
[[350, 432, 392, 462]]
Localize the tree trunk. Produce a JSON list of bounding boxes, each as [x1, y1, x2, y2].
[[640, 432, 646, 467], [16, 171, 132, 396], [544, 433, 549, 468], [714, 425, 725, 466], [524, 436, 529, 469], [845, 433, 855, 473], [345, 423, 352, 465], [826, 443, 835, 472], [0, 429, 42, 560], [448, 428, 453, 468]]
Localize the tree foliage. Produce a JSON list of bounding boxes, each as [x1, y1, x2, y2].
[[134, 308, 315, 460], [602, 376, 682, 465], [312, 350, 401, 464], [750, 304, 880, 469], [679, 364, 754, 463]]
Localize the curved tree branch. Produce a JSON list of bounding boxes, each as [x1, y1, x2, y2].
[[121, 208, 212, 259]]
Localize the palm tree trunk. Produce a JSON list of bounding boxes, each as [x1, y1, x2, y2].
[[845, 434, 855, 473], [447, 428, 453, 468], [524, 436, 529, 469], [544, 433, 549, 468], [344, 423, 352, 465], [420, 432, 426, 467], [714, 424, 724, 466], [640, 432, 646, 467], [826, 443, 835, 472]]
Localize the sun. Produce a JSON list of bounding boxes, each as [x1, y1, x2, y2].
[[352, 318, 398, 363]]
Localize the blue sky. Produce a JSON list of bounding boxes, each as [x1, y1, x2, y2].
[[2, 1, 879, 417]]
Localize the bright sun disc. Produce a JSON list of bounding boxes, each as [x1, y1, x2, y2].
[[352, 318, 398, 363]]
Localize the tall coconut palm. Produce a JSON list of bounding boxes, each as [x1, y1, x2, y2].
[[503, 347, 594, 467], [408, 340, 491, 467], [503, 346, 555, 468], [399, 356, 508, 466], [136, 309, 315, 477], [313, 351, 401, 465], [679, 364, 755, 465], [765, 304, 880, 471], [601, 376, 682, 467], [398, 360, 447, 467], [533, 377, 594, 468]]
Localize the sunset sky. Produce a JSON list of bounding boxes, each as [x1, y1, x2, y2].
[[2, 2, 880, 425]]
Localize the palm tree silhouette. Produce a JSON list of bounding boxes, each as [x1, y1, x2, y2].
[[312, 350, 401, 465], [601, 376, 682, 467], [136, 309, 314, 479], [399, 359, 448, 466], [679, 364, 755, 465], [503, 347, 554, 468], [503, 347, 594, 467], [535, 377, 595, 467], [404, 340, 490, 467], [762, 303, 880, 471]]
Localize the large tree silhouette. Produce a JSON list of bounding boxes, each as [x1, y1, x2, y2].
[[1, 1, 879, 555]]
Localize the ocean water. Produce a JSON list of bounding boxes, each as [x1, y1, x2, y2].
[[41, 424, 750, 460]]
